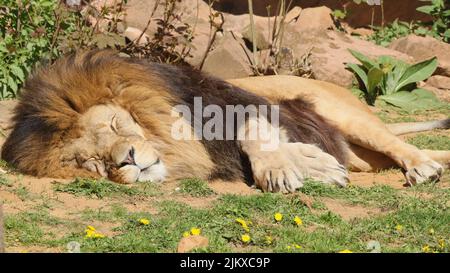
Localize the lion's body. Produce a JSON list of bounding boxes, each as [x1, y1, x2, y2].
[[1, 50, 449, 190]]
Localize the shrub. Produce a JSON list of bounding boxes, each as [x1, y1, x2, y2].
[[346, 49, 443, 112]]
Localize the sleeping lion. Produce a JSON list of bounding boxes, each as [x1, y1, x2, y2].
[[1, 50, 449, 193]]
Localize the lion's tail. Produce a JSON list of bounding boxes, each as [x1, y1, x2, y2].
[[387, 118, 450, 136]]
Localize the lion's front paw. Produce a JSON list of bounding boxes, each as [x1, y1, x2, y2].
[[405, 160, 443, 185], [248, 143, 349, 193], [291, 144, 349, 187], [249, 146, 305, 193]]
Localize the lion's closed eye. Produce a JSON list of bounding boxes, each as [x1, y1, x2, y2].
[[110, 114, 119, 134]]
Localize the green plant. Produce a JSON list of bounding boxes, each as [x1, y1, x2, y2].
[[179, 178, 215, 197], [0, 0, 58, 99], [0, 0, 127, 99], [53, 177, 140, 199], [347, 49, 442, 111], [367, 20, 417, 46], [416, 0, 450, 42]]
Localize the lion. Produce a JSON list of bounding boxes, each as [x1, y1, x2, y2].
[[1, 50, 449, 193]]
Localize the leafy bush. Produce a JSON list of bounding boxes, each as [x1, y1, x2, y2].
[[0, 0, 198, 99], [367, 20, 417, 46], [367, 0, 449, 46], [0, 0, 127, 99], [0, 0, 58, 99], [416, 0, 450, 42], [347, 49, 443, 112]]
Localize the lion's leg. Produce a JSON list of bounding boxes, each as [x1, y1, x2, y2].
[[230, 76, 444, 184], [238, 116, 348, 193], [348, 145, 450, 172]]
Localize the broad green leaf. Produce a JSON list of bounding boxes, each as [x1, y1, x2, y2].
[[443, 29, 450, 38], [348, 49, 377, 70], [416, 5, 435, 14], [367, 67, 383, 97], [378, 89, 443, 112], [10, 65, 25, 82], [346, 63, 368, 91], [394, 57, 438, 92]]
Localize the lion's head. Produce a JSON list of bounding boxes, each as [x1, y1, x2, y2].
[[1, 50, 214, 183], [64, 103, 167, 183]]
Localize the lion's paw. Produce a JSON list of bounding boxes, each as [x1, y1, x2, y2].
[[405, 160, 443, 185], [248, 142, 348, 193], [290, 143, 349, 187]]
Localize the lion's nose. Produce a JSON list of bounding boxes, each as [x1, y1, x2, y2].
[[119, 147, 136, 167]]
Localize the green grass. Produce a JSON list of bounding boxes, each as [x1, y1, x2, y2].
[[13, 185, 32, 201], [53, 177, 161, 199], [4, 209, 63, 246], [4, 179, 449, 253], [0, 174, 12, 187], [178, 178, 215, 197], [53, 185, 448, 253], [407, 134, 450, 150]]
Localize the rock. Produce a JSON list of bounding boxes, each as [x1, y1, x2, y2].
[[285, 6, 302, 23], [241, 19, 273, 50], [202, 32, 253, 80], [211, 0, 432, 28], [282, 29, 412, 87], [422, 84, 450, 102], [351, 28, 374, 37], [124, 0, 212, 67], [177, 235, 209, 253], [389, 35, 450, 76], [0, 100, 16, 132], [123, 27, 150, 45], [83, 0, 125, 32], [293, 6, 335, 33], [426, 75, 450, 90]]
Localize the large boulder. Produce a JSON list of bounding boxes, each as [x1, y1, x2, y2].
[[202, 32, 253, 79], [0, 100, 17, 149], [282, 29, 413, 87], [294, 6, 334, 33], [210, 0, 432, 27], [389, 35, 450, 77]]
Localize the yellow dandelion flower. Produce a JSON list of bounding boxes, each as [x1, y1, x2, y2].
[[85, 230, 94, 238], [139, 218, 150, 225], [428, 228, 435, 235], [85, 225, 96, 232], [422, 245, 431, 253], [241, 234, 251, 243], [294, 244, 302, 249], [84, 225, 105, 239], [395, 224, 403, 232], [286, 245, 292, 250], [438, 239, 445, 249], [294, 216, 303, 226], [265, 236, 273, 245], [235, 218, 250, 232], [190, 227, 201, 236], [338, 249, 353, 253], [93, 232, 105, 239], [182, 231, 191, 238], [274, 213, 283, 222]]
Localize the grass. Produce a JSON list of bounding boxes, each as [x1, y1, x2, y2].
[[407, 134, 450, 150], [42, 185, 450, 253], [178, 178, 215, 197], [53, 177, 161, 199]]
